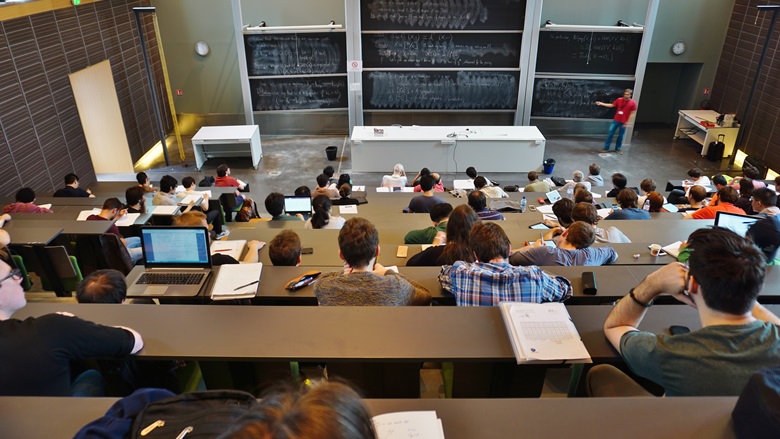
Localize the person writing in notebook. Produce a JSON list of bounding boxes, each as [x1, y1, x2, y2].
[[596, 88, 636, 154], [589, 227, 780, 397], [86, 198, 143, 263], [173, 212, 264, 265]]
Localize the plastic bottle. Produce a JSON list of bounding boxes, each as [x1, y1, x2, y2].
[[520, 196, 527, 213]]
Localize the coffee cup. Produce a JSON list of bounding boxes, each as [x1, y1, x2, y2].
[[649, 244, 666, 257]]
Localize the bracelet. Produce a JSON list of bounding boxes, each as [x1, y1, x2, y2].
[[629, 288, 653, 308]]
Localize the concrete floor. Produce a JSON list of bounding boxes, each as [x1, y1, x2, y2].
[[142, 123, 740, 194]]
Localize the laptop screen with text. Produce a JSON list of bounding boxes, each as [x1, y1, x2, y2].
[[141, 227, 211, 267], [714, 211, 759, 237], [284, 196, 313, 215]]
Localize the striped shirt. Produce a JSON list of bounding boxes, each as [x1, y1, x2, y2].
[[475, 209, 505, 220], [438, 261, 572, 306]]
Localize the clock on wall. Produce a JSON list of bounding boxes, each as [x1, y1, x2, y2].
[[194, 41, 210, 57], [671, 41, 687, 55]]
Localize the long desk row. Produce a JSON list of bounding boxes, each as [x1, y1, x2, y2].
[[0, 396, 738, 439], [227, 228, 697, 267], [224, 265, 780, 306]]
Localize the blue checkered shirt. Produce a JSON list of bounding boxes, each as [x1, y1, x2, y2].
[[438, 261, 572, 306]]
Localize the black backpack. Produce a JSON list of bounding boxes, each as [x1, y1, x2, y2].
[[198, 176, 215, 187], [131, 390, 256, 437]]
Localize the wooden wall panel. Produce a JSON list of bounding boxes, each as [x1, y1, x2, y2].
[[710, 0, 780, 172], [0, 0, 170, 197]]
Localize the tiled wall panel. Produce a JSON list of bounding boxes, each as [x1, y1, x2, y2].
[[0, 0, 170, 196], [710, 0, 780, 172]]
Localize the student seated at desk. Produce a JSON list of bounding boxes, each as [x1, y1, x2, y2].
[[438, 222, 572, 306], [589, 228, 780, 397], [87, 198, 143, 263], [135, 172, 156, 193], [684, 186, 745, 220], [381, 163, 407, 188], [53, 173, 94, 198], [173, 212, 264, 265], [124, 186, 147, 214], [2, 187, 53, 214], [305, 195, 345, 230], [268, 230, 302, 266], [587, 163, 604, 187], [76, 269, 180, 394], [604, 189, 650, 220], [475, 176, 507, 198], [404, 202, 452, 245], [332, 184, 360, 206], [265, 192, 303, 221], [466, 166, 494, 187], [637, 179, 666, 207], [523, 171, 552, 193], [748, 216, 780, 265], [752, 188, 780, 217], [178, 176, 229, 239], [467, 190, 503, 220], [407, 204, 479, 267], [215, 163, 249, 191], [405, 176, 446, 214], [605, 173, 638, 198], [313, 174, 339, 199], [314, 218, 431, 306], [0, 260, 143, 396], [509, 221, 617, 267], [676, 185, 707, 213], [571, 202, 630, 243], [413, 171, 444, 193]]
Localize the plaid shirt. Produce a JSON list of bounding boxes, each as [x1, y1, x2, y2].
[[438, 261, 572, 306]]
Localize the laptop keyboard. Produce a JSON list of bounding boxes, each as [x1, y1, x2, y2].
[[138, 272, 205, 285]]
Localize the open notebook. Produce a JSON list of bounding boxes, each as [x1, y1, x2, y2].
[[372, 411, 445, 439], [499, 302, 591, 364]]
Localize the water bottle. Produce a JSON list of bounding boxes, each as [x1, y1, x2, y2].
[[520, 196, 527, 213]]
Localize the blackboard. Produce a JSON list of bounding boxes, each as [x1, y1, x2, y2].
[[244, 32, 346, 76], [362, 33, 521, 68], [361, 0, 525, 31], [363, 71, 519, 110], [250, 77, 348, 111], [531, 78, 635, 119], [536, 31, 641, 75]]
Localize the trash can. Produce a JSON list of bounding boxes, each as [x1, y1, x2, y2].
[[542, 158, 556, 174], [326, 146, 338, 161]]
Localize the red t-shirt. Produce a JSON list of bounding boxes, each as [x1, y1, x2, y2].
[[690, 202, 745, 220], [612, 98, 637, 124], [86, 214, 121, 237], [215, 176, 240, 187]]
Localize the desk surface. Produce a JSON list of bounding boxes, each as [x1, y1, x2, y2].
[[5, 226, 63, 245], [192, 125, 259, 141], [0, 396, 737, 439], [351, 125, 545, 141], [4, 219, 114, 235], [19, 303, 766, 363]]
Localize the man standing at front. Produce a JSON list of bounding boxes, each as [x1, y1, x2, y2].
[[589, 227, 780, 396], [596, 89, 636, 155]]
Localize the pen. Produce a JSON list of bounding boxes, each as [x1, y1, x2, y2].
[[234, 280, 259, 291], [539, 233, 544, 242]]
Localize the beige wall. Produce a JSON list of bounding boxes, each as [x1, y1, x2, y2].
[[151, 0, 345, 116]]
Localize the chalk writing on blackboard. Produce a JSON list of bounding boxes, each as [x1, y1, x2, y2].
[[250, 77, 348, 111], [531, 78, 635, 118], [361, 0, 525, 31], [362, 33, 520, 68], [245, 33, 346, 76]]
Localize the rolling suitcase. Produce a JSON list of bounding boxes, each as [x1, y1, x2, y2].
[[706, 134, 726, 162]]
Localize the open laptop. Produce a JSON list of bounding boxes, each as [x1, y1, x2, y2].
[[714, 211, 760, 237], [284, 196, 313, 216], [126, 226, 212, 297]]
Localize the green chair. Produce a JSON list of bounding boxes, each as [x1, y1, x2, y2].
[[39, 246, 83, 293], [10, 254, 31, 291]]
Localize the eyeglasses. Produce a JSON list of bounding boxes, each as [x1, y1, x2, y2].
[[0, 269, 22, 284]]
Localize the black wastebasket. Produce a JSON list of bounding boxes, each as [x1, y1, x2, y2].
[[542, 158, 556, 174], [326, 146, 338, 161]]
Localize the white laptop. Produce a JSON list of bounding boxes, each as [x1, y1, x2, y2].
[[126, 226, 213, 297]]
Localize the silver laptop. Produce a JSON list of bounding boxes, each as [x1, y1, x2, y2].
[[126, 226, 212, 297], [714, 211, 760, 237], [284, 195, 313, 216]]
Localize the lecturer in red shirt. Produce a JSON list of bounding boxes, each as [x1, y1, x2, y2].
[[596, 89, 637, 155]]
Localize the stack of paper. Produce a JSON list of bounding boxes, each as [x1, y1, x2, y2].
[[499, 302, 591, 364], [372, 411, 445, 439], [352, 185, 366, 192], [37, 203, 52, 209], [339, 205, 358, 214], [662, 241, 684, 258], [178, 194, 203, 206], [596, 208, 612, 220], [210, 240, 247, 260], [77, 209, 140, 227], [151, 205, 180, 215], [210, 262, 263, 300]]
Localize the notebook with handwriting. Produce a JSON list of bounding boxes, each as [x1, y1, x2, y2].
[[210, 263, 263, 300]]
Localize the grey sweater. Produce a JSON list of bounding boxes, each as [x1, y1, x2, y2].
[[313, 271, 431, 306]]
